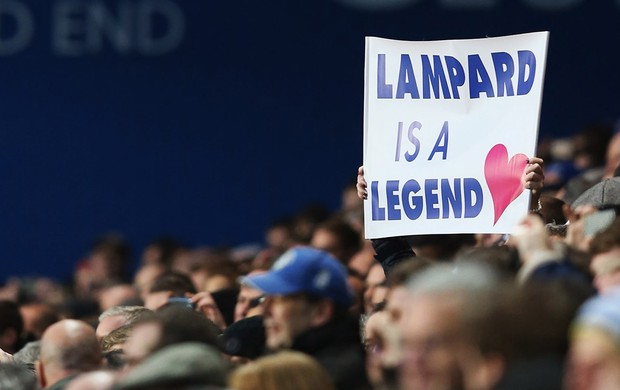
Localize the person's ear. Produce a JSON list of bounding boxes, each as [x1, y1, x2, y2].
[[36, 360, 46, 389], [310, 299, 335, 327]]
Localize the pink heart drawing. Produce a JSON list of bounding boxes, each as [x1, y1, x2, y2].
[[484, 144, 528, 225]]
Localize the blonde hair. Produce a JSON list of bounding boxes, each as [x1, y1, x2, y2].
[[228, 351, 335, 390]]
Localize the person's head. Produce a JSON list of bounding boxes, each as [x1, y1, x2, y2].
[[141, 236, 185, 268], [123, 305, 221, 370], [221, 315, 266, 361], [605, 131, 620, 177], [133, 263, 167, 301], [143, 272, 196, 310], [241, 247, 353, 351], [589, 218, 620, 293], [291, 203, 331, 245], [0, 300, 24, 354], [37, 319, 102, 388], [189, 254, 239, 294], [453, 246, 520, 278], [97, 283, 139, 312], [12, 340, 41, 372], [572, 122, 613, 171], [87, 233, 132, 286], [566, 287, 620, 390], [19, 303, 61, 342], [96, 306, 152, 341], [394, 262, 500, 390], [456, 280, 590, 390], [229, 351, 336, 390], [310, 218, 362, 265], [116, 342, 228, 390], [235, 270, 267, 322], [0, 363, 38, 390], [265, 218, 295, 257]]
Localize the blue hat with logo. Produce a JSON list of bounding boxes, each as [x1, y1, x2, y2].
[[241, 247, 353, 308]]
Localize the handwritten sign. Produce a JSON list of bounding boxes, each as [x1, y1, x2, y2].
[[363, 32, 549, 238]]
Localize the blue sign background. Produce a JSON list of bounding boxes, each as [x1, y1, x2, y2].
[[1, 0, 619, 281]]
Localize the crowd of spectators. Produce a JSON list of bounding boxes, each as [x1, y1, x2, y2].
[[1, 121, 620, 389]]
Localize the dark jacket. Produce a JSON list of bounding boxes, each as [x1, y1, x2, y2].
[[292, 315, 371, 390], [372, 237, 416, 276]]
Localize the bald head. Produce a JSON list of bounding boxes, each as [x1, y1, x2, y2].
[[39, 320, 102, 388]]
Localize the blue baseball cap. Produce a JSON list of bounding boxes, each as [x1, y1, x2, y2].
[[241, 247, 353, 308]]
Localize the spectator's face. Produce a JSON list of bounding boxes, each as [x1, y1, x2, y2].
[[263, 294, 316, 350], [397, 293, 464, 390], [235, 285, 264, 322], [566, 329, 620, 390]]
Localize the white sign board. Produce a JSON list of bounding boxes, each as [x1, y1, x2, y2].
[[363, 32, 549, 238]]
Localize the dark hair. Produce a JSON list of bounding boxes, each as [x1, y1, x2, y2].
[[0, 300, 24, 351], [313, 218, 362, 263], [90, 233, 132, 282], [155, 306, 223, 351], [103, 349, 127, 370], [149, 272, 197, 295]]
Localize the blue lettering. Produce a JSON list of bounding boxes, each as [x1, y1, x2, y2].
[[386, 180, 401, 220], [370, 178, 483, 222], [428, 121, 449, 160], [425, 179, 440, 219], [396, 54, 420, 99], [463, 178, 483, 218], [402, 179, 423, 220], [517, 50, 536, 95], [406, 121, 422, 162], [377, 54, 393, 98], [491, 52, 515, 97], [422, 55, 451, 99], [468, 54, 495, 98], [441, 179, 462, 218], [371, 181, 385, 221], [445, 56, 465, 99]]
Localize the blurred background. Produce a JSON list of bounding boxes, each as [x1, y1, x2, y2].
[[0, 0, 618, 282]]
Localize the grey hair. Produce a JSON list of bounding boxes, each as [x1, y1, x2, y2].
[[0, 363, 38, 390], [98, 305, 151, 323], [12, 341, 41, 371], [406, 261, 501, 296]]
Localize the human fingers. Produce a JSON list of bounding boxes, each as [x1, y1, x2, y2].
[[357, 165, 368, 200]]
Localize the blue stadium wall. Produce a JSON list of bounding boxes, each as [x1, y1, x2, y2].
[[0, 0, 618, 280]]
